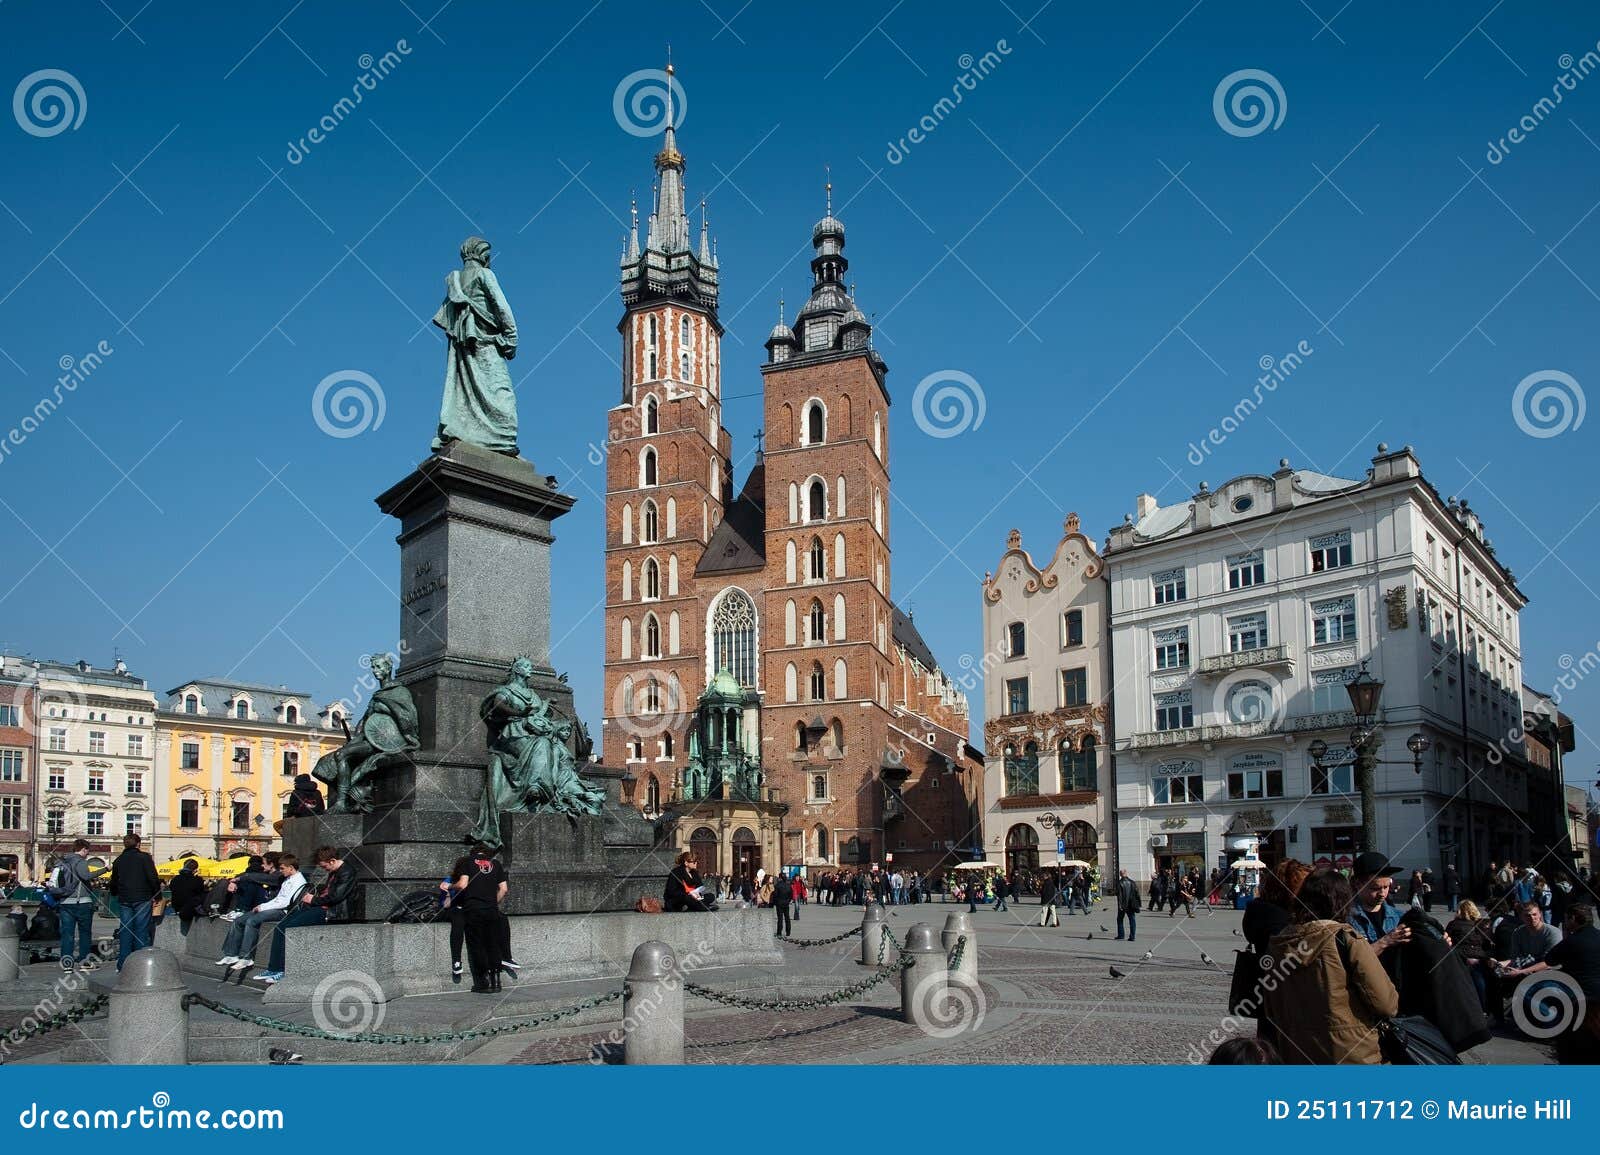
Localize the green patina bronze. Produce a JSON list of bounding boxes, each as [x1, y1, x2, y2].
[[313, 653, 421, 813], [470, 658, 604, 848], [678, 668, 764, 803], [433, 236, 519, 455]]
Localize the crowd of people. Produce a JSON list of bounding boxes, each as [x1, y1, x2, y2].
[[1229, 851, 1600, 1065]]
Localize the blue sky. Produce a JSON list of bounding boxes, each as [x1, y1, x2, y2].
[[1, 1, 1597, 791]]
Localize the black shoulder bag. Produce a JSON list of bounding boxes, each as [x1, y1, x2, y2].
[[1335, 929, 1460, 1065]]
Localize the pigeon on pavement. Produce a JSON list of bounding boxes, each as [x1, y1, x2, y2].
[[1141, 950, 1153, 961], [1201, 951, 1217, 967], [1110, 965, 1126, 979], [1099, 925, 1110, 932], [1086, 932, 1094, 940]]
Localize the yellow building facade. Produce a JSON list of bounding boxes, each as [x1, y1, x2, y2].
[[153, 679, 346, 862]]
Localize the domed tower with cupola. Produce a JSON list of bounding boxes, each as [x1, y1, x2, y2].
[[758, 182, 898, 863], [603, 63, 731, 774]]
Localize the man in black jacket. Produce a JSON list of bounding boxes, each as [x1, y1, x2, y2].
[[1395, 906, 1491, 1053], [108, 833, 161, 969], [1115, 868, 1141, 942], [257, 845, 357, 984], [772, 872, 793, 937]]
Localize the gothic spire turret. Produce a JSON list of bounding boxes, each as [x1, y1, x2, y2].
[[619, 60, 719, 313]]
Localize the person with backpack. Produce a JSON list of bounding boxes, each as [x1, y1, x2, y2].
[[108, 833, 161, 969], [48, 838, 101, 968]]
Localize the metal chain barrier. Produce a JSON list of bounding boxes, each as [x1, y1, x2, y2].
[[948, 935, 967, 970], [0, 994, 109, 1060], [181, 989, 622, 1046], [777, 926, 862, 948], [683, 954, 912, 1013]]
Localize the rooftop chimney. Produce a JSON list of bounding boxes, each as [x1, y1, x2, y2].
[[1135, 493, 1158, 521]]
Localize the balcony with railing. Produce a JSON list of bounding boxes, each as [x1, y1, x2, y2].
[[1195, 644, 1294, 676], [1126, 708, 1376, 751]]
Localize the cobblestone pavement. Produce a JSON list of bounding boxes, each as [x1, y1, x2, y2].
[[481, 900, 1555, 1065]]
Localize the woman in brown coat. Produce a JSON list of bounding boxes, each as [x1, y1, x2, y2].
[[1265, 869, 1399, 1064]]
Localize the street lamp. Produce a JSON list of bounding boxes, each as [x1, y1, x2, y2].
[[1305, 662, 1432, 856]]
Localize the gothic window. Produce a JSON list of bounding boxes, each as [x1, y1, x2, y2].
[[641, 447, 657, 487], [874, 490, 883, 533], [643, 395, 659, 435], [680, 316, 693, 379], [808, 662, 825, 702], [873, 412, 882, 459], [645, 776, 661, 814], [834, 533, 845, 576], [785, 663, 798, 702], [807, 479, 826, 521], [642, 500, 658, 544], [709, 587, 759, 688], [642, 681, 661, 714], [808, 536, 825, 581], [805, 401, 825, 445], [833, 593, 846, 641], [812, 775, 828, 801], [832, 658, 847, 699], [660, 733, 674, 758], [621, 618, 632, 659], [644, 614, 661, 658], [794, 720, 808, 751], [830, 719, 845, 754], [808, 599, 825, 643], [814, 824, 829, 859], [622, 560, 633, 600], [643, 558, 660, 600]]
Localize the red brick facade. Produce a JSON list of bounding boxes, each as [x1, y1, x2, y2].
[[601, 135, 980, 875]]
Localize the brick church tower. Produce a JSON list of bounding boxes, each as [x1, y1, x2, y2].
[[602, 66, 728, 778], [602, 83, 981, 879]]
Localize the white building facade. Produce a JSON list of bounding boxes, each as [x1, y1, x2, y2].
[[31, 657, 159, 871], [1107, 445, 1528, 884], [979, 514, 1112, 878]]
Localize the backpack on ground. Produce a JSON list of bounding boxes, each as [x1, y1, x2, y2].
[[385, 889, 443, 923]]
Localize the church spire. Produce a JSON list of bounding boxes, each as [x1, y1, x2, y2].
[[618, 57, 719, 313]]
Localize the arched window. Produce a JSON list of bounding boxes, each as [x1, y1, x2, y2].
[[235, 700, 248, 720], [643, 395, 659, 435], [874, 490, 883, 533], [665, 497, 677, 537], [1004, 823, 1040, 876], [709, 587, 759, 687], [641, 500, 658, 544], [284, 705, 298, 724], [668, 611, 680, 655], [794, 720, 807, 751], [832, 658, 847, 699], [1063, 820, 1095, 852], [814, 823, 829, 859], [660, 733, 674, 758], [642, 680, 662, 714], [679, 316, 692, 379], [621, 560, 633, 600], [807, 479, 826, 521], [833, 593, 846, 641], [643, 558, 660, 600], [830, 719, 845, 754], [645, 775, 661, 814], [805, 401, 825, 444], [812, 774, 828, 801], [668, 554, 679, 595], [836, 474, 846, 517], [1059, 734, 1098, 791], [643, 614, 661, 658], [622, 503, 633, 544], [834, 533, 845, 576], [621, 617, 632, 659], [641, 447, 657, 487], [785, 663, 798, 702], [184, 694, 198, 714], [1003, 741, 1040, 796], [808, 536, 825, 581], [808, 662, 825, 702], [873, 411, 883, 459], [808, 599, 825, 643], [690, 826, 718, 873], [785, 540, 797, 583]]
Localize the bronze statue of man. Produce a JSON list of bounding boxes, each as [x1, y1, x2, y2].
[[312, 653, 421, 812], [433, 236, 519, 455], [469, 657, 604, 848]]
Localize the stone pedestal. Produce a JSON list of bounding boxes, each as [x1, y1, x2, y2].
[[281, 441, 671, 921]]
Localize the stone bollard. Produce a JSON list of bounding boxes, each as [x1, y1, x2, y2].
[[0, 916, 20, 982], [109, 948, 189, 1065], [942, 912, 977, 991], [899, 923, 947, 1029], [859, 903, 886, 967], [624, 940, 683, 1065]]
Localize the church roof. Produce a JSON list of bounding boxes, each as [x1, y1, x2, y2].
[[891, 606, 939, 673], [695, 464, 766, 576]]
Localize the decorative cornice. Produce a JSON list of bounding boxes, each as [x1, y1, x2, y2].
[[983, 513, 1104, 603], [984, 702, 1108, 750]]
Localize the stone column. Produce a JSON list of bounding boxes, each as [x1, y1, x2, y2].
[[899, 923, 947, 1030], [859, 902, 886, 966], [109, 948, 189, 1065], [0, 917, 21, 982], [624, 941, 683, 1064], [942, 911, 977, 991]]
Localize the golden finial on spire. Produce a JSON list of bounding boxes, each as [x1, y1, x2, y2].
[[824, 163, 832, 214]]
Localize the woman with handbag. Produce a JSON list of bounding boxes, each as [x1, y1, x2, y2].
[[1238, 859, 1312, 1043], [1264, 869, 1398, 1064]]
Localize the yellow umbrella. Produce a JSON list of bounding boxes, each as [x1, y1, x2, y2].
[[155, 855, 252, 881]]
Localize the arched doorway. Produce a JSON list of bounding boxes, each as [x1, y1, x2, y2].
[[1062, 820, 1097, 867], [1005, 823, 1040, 877], [690, 826, 719, 875], [731, 826, 761, 881]]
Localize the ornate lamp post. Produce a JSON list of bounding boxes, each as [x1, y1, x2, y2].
[[1308, 662, 1431, 856]]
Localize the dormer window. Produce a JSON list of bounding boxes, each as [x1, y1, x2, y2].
[[284, 704, 298, 724], [234, 699, 249, 720], [184, 694, 198, 714]]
